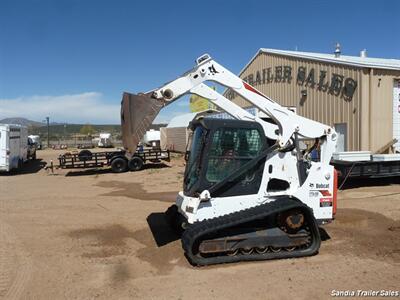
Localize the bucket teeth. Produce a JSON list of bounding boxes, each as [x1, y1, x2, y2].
[[121, 92, 164, 153]]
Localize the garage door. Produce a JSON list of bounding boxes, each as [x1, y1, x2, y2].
[[394, 80, 400, 153], [334, 123, 347, 152]]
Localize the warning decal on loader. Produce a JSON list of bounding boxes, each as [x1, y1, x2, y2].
[[320, 197, 333, 207]]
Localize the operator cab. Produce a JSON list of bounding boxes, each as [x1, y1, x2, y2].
[[183, 118, 270, 198]]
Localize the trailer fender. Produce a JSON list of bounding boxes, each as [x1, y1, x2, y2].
[[109, 154, 127, 164]]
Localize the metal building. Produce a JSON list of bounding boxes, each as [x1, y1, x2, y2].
[[225, 48, 400, 153], [160, 110, 217, 152]]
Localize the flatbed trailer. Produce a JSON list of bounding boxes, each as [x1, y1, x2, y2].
[[58, 148, 170, 173], [332, 159, 400, 180]]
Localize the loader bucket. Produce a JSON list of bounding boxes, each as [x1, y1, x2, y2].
[[121, 92, 164, 153]]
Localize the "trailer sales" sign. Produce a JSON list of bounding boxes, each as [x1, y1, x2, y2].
[[226, 65, 358, 102]]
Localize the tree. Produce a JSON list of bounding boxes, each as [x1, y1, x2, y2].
[[80, 124, 95, 136]]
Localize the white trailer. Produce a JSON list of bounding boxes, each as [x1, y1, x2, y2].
[[98, 133, 113, 148], [142, 129, 160, 148], [28, 135, 42, 149], [332, 151, 400, 181], [0, 124, 28, 172]]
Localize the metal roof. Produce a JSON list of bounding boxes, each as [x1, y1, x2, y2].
[[166, 110, 221, 128], [247, 48, 400, 71], [167, 113, 198, 128]]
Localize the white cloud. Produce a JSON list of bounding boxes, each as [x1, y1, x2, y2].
[[0, 92, 120, 124]]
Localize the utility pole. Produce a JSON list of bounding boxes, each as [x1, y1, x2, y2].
[[46, 117, 50, 148], [63, 123, 67, 145]]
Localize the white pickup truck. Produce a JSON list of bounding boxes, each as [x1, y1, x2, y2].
[[0, 124, 35, 172]]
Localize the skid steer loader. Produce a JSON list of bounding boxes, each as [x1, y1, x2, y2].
[[121, 54, 338, 265]]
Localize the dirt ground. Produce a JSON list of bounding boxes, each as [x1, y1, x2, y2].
[[0, 149, 399, 300]]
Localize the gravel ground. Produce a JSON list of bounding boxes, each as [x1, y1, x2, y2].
[[0, 149, 399, 300]]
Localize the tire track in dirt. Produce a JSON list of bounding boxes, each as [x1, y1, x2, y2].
[[0, 221, 33, 300], [0, 242, 16, 298]]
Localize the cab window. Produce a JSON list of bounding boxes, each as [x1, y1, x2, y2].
[[206, 128, 262, 183]]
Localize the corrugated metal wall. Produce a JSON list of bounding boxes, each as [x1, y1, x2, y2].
[[369, 69, 400, 151], [228, 52, 363, 151]]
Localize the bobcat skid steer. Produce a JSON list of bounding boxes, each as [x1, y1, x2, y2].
[[121, 54, 338, 266]]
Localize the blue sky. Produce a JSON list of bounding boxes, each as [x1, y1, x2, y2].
[[0, 0, 399, 124]]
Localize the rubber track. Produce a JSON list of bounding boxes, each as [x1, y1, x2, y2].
[[181, 197, 321, 266]]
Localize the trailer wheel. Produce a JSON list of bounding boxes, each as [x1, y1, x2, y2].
[[78, 150, 92, 161], [128, 156, 144, 171], [111, 157, 128, 173]]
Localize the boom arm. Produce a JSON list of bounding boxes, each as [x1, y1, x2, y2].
[[121, 54, 337, 162]]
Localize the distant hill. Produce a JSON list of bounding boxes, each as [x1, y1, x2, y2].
[[28, 123, 168, 138], [0, 117, 167, 138], [31, 124, 121, 137], [0, 117, 44, 127]]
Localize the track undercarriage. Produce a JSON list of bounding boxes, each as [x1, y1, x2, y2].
[[167, 197, 321, 266]]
